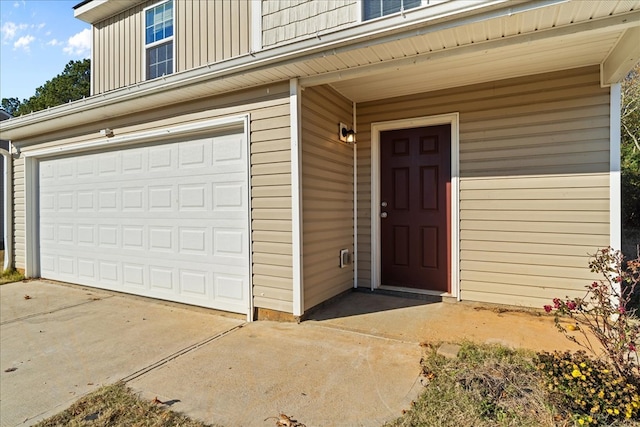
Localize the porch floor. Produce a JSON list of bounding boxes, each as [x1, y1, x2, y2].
[[306, 290, 582, 352]]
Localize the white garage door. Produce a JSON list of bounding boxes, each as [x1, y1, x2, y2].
[[38, 132, 250, 314]]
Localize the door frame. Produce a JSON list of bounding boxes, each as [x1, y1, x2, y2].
[[370, 113, 460, 299]]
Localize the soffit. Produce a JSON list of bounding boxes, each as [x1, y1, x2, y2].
[[74, 0, 143, 24], [302, 0, 640, 101]]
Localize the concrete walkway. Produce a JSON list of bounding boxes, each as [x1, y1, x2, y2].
[[1, 280, 578, 427]]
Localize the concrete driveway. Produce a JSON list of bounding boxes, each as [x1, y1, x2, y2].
[[1, 280, 576, 427], [0, 281, 425, 427]]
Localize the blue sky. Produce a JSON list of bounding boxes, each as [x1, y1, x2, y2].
[[0, 0, 91, 101]]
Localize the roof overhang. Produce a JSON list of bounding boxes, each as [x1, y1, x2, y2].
[[2, 0, 639, 143], [74, 0, 142, 24]]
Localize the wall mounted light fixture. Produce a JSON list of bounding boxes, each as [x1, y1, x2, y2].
[[338, 122, 356, 143]]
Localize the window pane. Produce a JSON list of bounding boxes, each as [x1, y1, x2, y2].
[[146, 41, 173, 80], [363, 0, 381, 20], [158, 44, 166, 62], [145, 0, 173, 45], [404, 0, 421, 10], [382, 0, 401, 15], [363, 0, 422, 20]]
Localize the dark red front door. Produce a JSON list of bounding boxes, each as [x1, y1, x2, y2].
[[380, 125, 451, 292]]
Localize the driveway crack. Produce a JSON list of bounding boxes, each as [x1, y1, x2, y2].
[[121, 323, 246, 383], [0, 296, 115, 325]]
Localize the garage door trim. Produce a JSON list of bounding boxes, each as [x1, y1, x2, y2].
[[23, 114, 254, 319]]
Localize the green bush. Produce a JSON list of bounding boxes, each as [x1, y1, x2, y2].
[[537, 351, 640, 425]]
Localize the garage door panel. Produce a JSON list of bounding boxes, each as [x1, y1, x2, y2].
[[39, 133, 250, 314]]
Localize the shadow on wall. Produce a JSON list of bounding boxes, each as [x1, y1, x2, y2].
[[622, 228, 640, 260]]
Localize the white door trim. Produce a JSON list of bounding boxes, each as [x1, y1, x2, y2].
[[370, 113, 460, 299]]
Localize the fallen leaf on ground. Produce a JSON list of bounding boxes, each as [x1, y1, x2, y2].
[[23, 295, 31, 300], [264, 413, 306, 427]]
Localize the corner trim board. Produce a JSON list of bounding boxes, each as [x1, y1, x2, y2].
[[290, 78, 304, 316], [609, 83, 622, 251], [0, 149, 13, 271]]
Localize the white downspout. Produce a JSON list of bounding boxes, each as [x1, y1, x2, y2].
[[0, 146, 13, 272]]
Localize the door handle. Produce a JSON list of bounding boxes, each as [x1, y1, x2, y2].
[[380, 212, 388, 218]]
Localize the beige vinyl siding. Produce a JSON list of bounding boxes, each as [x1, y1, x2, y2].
[[13, 84, 293, 312], [93, 0, 251, 95], [93, 1, 150, 95], [301, 85, 354, 310], [176, 0, 250, 71], [357, 66, 610, 308], [251, 99, 294, 312], [262, 0, 358, 48], [13, 157, 24, 270]]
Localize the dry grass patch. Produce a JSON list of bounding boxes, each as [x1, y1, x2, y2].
[[35, 382, 218, 427], [386, 342, 559, 427], [0, 268, 24, 285]]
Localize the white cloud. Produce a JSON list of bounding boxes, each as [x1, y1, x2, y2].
[[13, 34, 34, 51], [63, 28, 90, 57], [1, 22, 27, 41], [47, 39, 61, 46]]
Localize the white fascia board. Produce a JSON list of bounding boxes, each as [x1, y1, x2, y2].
[[1, 0, 568, 141], [601, 27, 640, 87]]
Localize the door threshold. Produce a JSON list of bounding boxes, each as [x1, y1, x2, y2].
[[356, 286, 456, 302], [379, 285, 451, 297]]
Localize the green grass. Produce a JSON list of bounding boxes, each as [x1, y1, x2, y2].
[[35, 382, 218, 427]]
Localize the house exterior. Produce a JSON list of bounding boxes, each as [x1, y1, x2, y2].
[[0, 0, 638, 321]]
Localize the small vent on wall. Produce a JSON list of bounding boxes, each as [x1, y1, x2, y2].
[[339, 249, 352, 268]]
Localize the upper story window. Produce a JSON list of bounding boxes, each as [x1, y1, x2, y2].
[[145, 0, 174, 80], [363, 0, 422, 20]]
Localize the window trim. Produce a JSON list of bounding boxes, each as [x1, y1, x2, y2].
[[143, 0, 175, 81]]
